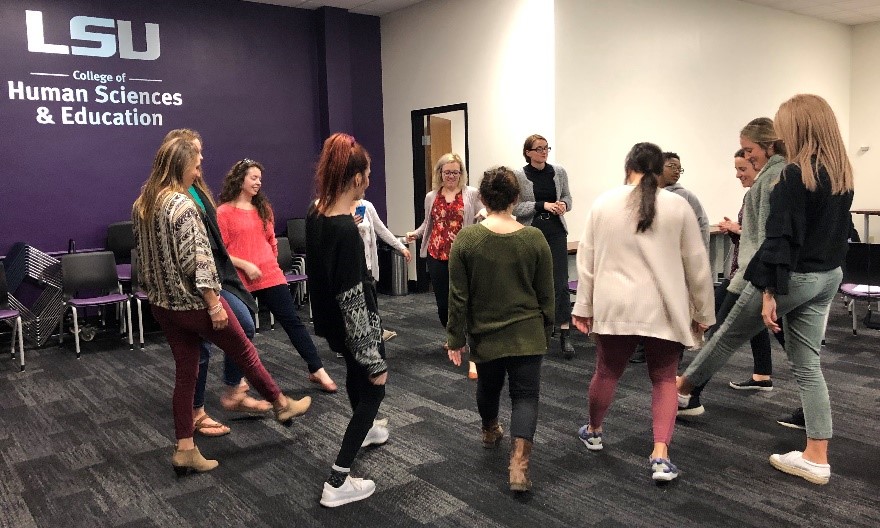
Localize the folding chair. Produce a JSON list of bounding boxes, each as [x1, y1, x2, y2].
[[838, 242, 880, 335]]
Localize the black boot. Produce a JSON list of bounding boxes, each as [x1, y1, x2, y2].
[[560, 328, 575, 360]]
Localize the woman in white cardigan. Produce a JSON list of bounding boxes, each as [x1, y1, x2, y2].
[[353, 198, 411, 341], [572, 142, 714, 482], [407, 152, 483, 378]]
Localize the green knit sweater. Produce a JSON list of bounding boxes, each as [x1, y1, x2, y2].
[[446, 223, 554, 362]]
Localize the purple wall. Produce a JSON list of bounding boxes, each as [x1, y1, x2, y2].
[[0, 0, 385, 256]]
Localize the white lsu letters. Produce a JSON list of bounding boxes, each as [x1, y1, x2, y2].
[[25, 10, 160, 61]]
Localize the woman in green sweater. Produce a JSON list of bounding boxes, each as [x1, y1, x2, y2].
[[446, 166, 554, 493]]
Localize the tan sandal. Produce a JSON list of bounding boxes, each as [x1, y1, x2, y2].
[[220, 386, 273, 414], [193, 414, 231, 437]]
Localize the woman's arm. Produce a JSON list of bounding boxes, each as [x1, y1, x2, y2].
[[406, 192, 432, 241], [446, 231, 469, 351], [511, 170, 536, 220], [532, 232, 555, 344], [172, 197, 219, 296], [368, 202, 405, 250], [555, 165, 573, 212], [571, 207, 595, 333]]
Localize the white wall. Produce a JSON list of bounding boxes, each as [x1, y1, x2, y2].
[[851, 22, 880, 241], [382, 0, 853, 241], [555, 0, 852, 240], [381, 0, 555, 234]]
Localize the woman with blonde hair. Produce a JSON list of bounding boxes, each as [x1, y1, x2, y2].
[[677, 94, 854, 485], [132, 137, 310, 475], [407, 153, 483, 378], [678, 119, 787, 416]]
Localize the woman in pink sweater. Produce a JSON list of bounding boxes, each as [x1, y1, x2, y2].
[[217, 159, 337, 393]]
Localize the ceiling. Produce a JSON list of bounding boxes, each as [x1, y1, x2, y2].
[[243, 0, 880, 25]]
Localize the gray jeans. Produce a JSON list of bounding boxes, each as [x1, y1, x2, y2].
[[683, 268, 841, 439]]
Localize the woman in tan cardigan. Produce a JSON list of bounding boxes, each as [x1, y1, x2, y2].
[[572, 142, 714, 482]]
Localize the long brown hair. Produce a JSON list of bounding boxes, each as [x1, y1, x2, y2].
[[774, 94, 853, 194], [219, 159, 273, 230], [162, 128, 216, 208], [133, 138, 200, 220], [314, 133, 370, 214], [624, 142, 664, 233]]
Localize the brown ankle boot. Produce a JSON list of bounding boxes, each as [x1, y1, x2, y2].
[[172, 446, 218, 476], [274, 394, 312, 424], [509, 437, 533, 491], [481, 419, 504, 448]]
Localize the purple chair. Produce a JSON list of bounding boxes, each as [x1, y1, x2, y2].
[[59, 251, 133, 358], [839, 242, 880, 335], [0, 262, 25, 371], [567, 280, 578, 295]]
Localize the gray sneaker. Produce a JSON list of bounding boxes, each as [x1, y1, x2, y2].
[[577, 424, 603, 451]]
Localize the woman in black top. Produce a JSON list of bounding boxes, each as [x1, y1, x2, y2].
[[307, 133, 388, 507], [512, 134, 576, 358], [677, 94, 854, 485]]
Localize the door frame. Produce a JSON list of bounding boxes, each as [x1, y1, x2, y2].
[[409, 102, 469, 291]]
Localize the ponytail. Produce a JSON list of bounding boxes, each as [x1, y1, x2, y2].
[[314, 133, 370, 214], [623, 142, 664, 233]]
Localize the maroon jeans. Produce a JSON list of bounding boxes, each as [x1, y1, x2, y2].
[[152, 297, 281, 439]]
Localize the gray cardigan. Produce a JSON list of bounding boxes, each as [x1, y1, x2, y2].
[[412, 186, 483, 258], [728, 154, 786, 294], [511, 164, 573, 234]]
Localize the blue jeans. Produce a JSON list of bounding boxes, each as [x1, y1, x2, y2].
[[192, 290, 255, 409], [255, 284, 324, 373], [683, 269, 841, 439]]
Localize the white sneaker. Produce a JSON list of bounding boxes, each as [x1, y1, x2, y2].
[[769, 451, 830, 485], [361, 418, 389, 447], [320, 475, 376, 507], [677, 392, 690, 407]]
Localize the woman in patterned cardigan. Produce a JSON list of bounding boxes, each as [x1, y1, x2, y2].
[[132, 137, 310, 475]]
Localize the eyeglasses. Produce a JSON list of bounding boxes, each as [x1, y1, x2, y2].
[[528, 146, 552, 153], [442, 170, 462, 177], [664, 164, 684, 173]]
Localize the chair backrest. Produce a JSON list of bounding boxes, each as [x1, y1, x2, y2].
[[106, 221, 135, 264], [276, 236, 293, 273], [843, 242, 880, 286], [61, 251, 120, 298], [286, 218, 307, 254], [0, 261, 9, 309]]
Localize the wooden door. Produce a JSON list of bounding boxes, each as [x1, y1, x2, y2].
[[424, 115, 452, 191]]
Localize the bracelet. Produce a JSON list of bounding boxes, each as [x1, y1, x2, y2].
[[207, 303, 223, 315]]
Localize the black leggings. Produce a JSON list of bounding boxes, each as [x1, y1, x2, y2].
[[427, 256, 449, 328], [329, 338, 386, 469], [476, 355, 543, 442]]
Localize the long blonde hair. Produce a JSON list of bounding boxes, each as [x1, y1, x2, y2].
[[133, 138, 200, 220], [774, 94, 853, 194], [162, 128, 216, 209], [432, 152, 467, 191]]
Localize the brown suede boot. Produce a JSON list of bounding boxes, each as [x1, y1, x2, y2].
[[509, 437, 533, 491], [481, 419, 504, 448]]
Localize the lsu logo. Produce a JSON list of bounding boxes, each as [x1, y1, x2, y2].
[[26, 10, 160, 61]]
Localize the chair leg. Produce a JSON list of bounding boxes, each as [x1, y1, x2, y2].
[[270, 310, 275, 330], [254, 298, 260, 332], [136, 299, 145, 349], [71, 306, 81, 358], [16, 317, 24, 371], [125, 301, 134, 350], [853, 300, 858, 335], [8, 319, 14, 359]]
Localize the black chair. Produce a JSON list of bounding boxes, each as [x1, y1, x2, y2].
[[59, 251, 133, 357], [130, 249, 149, 349], [839, 242, 880, 335], [0, 262, 25, 371], [106, 221, 135, 283], [276, 237, 308, 305], [286, 218, 307, 273]]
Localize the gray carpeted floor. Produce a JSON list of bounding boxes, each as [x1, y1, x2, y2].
[[0, 291, 877, 527]]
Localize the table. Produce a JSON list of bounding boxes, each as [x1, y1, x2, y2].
[[850, 209, 880, 242]]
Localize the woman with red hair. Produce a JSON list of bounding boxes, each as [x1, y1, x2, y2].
[[307, 133, 388, 507]]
